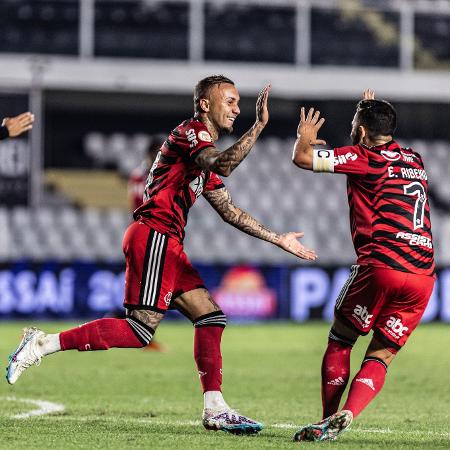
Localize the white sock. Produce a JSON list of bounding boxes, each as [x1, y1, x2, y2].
[[204, 391, 229, 411], [38, 333, 61, 356]]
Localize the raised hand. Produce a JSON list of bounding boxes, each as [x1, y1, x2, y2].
[[297, 107, 327, 146], [277, 232, 317, 261], [2, 112, 34, 137], [363, 89, 375, 100], [255, 84, 270, 127]]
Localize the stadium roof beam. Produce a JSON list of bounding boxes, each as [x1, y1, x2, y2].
[[0, 56, 449, 102]]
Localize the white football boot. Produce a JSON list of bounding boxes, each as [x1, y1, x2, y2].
[[202, 408, 263, 434], [6, 327, 45, 385]]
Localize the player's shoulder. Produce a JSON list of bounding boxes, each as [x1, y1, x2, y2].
[[378, 141, 424, 164], [175, 117, 204, 133], [398, 145, 423, 161], [183, 118, 213, 143], [334, 144, 370, 160], [172, 118, 212, 142], [362, 140, 410, 161]]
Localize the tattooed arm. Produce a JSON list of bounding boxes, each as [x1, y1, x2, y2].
[[195, 85, 270, 177], [203, 188, 317, 261]]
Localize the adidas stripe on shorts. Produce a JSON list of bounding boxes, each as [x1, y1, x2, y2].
[[122, 220, 205, 313]]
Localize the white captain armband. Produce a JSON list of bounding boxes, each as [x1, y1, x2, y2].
[[313, 149, 335, 173]]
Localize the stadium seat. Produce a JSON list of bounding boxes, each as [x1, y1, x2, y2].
[[2, 137, 448, 265]]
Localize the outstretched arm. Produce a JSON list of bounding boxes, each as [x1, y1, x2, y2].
[[292, 107, 327, 170], [195, 85, 270, 177], [1, 112, 34, 140], [203, 187, 317, 261]]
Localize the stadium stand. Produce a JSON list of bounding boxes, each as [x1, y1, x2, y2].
[[0, 0, 448, 70], [311, 7, 400, 67], [1, 137, 448, 265], [0, 0, 79, 55], [204, 4, 295, 63], [94, 0, 188, 58]]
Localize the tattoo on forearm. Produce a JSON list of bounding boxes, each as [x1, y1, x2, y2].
[[233, 209, 280, 244], [204, 188, 280, 244], [196, 123, 263, 176]]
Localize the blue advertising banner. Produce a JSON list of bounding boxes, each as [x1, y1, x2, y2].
[[290, 266, 448, 323], [0, 262, 448, 322], [0, 262, 288, 320]]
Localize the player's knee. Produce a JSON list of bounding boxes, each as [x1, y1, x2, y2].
[[366, 334, 399, 365], [328, 326, 357, 348], [192, 310, 227, 328], [125, 315, 155, 348], [128, 309, 164, 331], [361, 356, 389, 372]]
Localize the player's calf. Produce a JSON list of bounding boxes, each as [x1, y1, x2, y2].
[[321, 327, 357, 418], [59, 317, 156, 351], [6, 313, 162, 384]]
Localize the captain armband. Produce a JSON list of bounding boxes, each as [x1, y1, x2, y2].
[[313, 149, 335, 173]]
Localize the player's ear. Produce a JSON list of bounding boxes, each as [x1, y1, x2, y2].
[[199, 98, 210, 113], [359, 126, 366, 141]]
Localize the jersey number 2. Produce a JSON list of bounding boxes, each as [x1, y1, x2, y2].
[[403, 181, 426, 230]]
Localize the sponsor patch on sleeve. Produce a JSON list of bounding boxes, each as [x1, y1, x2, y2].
[[198, 130, 212, 142], [313, 149, 335, 173]]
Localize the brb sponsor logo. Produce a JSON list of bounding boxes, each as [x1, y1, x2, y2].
[[186, 128, 198, 148], [212, 266, 277, 319], [385, 316, 408, 339], [352, 304, 373, 328]]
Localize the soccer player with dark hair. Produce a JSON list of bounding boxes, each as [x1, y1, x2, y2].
[[0, 112, 34, 140], [7, 75, 316, 434], [291, 90, 435, 442]]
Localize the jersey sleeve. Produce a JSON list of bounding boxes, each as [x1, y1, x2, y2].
[[184, 121, 216, 161], [312, 145, 369, 176], [203, 172, 225, 192]]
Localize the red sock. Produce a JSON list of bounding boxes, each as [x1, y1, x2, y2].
[[60, 317, 152, 351], [321, 340, 352, 419], [342, 358, 387, 418], [193, 312, 226, 393]]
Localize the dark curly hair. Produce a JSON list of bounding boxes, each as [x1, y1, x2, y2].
[[355, 99, 397, 140]]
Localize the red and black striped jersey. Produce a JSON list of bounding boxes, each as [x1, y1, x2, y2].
[[133, 118, 224, 242], [313, 140, 435, 276]]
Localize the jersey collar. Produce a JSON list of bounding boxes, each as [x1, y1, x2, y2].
[[361, 140, 399, 151]]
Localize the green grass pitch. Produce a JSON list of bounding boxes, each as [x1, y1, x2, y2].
[[0, 321, 449, 449]]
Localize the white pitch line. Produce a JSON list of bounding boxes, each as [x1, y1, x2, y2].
[[25, 414, 450, 438], [1, 396, 65, 419]]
